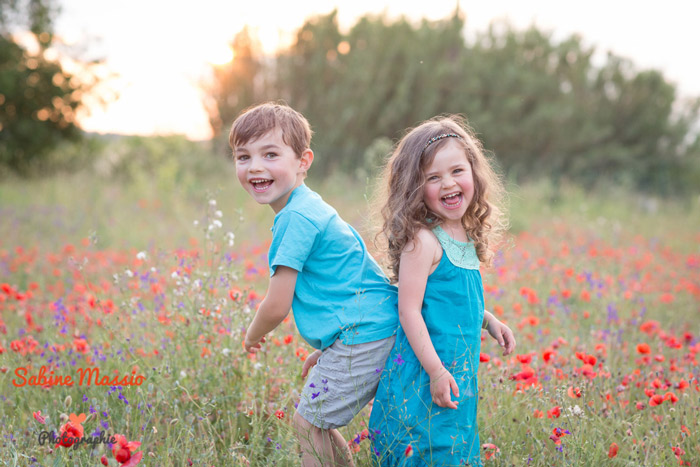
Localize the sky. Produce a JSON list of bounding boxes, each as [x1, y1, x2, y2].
[[53, 0, 700, 140]]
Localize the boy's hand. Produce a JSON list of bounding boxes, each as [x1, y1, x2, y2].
[[301, 349, 323, 378], [429, 368, 459, 409], [244, 335, 266, 354], [485, 316, 516, 356]]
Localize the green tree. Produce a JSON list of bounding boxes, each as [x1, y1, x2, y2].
[[206, 10, 700, 195], [0, 0, 93, 175], [206, 26, 265, 152]]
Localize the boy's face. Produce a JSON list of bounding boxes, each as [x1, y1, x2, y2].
[[234, 127, 312, 213]]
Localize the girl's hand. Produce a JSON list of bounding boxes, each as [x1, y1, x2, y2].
[[244, 335, 266, 354], [485, 316, 516, 355], [429, 368, 460, 409], [301, 350, 323, 378]]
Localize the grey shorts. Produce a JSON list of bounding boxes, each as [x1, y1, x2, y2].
[[296, 335, 396, 429]]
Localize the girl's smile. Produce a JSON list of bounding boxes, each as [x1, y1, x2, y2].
[[423, 139, 475, 229]]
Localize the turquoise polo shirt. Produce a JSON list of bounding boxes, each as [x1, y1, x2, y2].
[[268, 184, 398, 350]]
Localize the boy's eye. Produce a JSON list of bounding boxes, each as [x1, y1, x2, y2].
[[265, 153, 277, 159], [427, 176, 439, 181], [236, 154, 250, 162], [453, 168, 463, 174]]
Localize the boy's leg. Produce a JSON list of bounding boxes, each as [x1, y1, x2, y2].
[[293, 412, 354, 467], [329, 428, 354, 467], [294, 337, 395, 465]]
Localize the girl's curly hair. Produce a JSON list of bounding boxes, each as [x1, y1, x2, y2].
[[374, 115, 508, 283]]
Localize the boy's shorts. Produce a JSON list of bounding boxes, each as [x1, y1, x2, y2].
[[296, 335, 396, 429]]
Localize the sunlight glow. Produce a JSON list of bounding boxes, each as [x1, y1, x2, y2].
[[207, 44, 234, 66]]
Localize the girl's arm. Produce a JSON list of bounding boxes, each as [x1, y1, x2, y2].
[[482, 310, 516, 355], [398, 229, 459, 409]]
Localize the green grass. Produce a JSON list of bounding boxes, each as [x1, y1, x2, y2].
[[0, 138, 699, 466]]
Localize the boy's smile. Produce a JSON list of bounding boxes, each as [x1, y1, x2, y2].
[[234, 128, 313, 213]]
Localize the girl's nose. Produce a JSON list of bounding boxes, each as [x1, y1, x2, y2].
[[442, 176, 456, 188]]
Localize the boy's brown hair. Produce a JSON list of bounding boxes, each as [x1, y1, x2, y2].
[[229, 102, 312, 157]]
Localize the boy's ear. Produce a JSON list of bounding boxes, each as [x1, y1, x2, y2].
[[299, 149, 314, 172]]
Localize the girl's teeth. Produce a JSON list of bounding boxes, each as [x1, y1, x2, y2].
[[441, 193, 462, 207]]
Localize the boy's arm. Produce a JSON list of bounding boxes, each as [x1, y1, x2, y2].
[[482, 310, 516, 355], [244, 266, 297, 353]]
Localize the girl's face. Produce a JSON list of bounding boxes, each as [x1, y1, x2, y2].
[[422, 139, 475, 229]]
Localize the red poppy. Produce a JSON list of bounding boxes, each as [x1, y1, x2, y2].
[[663, 392, 678, 404], [111, 434, 143, 466], [636, 343, 651, 354], [482, 443, 499, 460], [56, 421, 84, 448], [33, 410, 46, 424], [516, 354, 532, 364], [608, 442, 618, 458], [649, 394, 664, 407], [72, 338, 89, 354], [274, 410, 285, 420], [542, 349, 555, 363], [547, 406, 561, 418], [567, 386, 582, 398], [672, 446, 686, 463], [480, 353, 491, 362], [404, 444, 413, 458], [549, 427, 570, 445]]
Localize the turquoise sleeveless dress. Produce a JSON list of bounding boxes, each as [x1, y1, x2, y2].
[[369, 226, 485, 467]]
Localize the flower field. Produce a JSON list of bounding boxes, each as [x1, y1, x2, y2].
[[1, 177, 699, 466]]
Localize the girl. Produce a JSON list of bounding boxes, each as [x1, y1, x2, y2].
[[369, 116, 516, 466]]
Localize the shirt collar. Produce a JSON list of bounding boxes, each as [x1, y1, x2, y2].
[[271, 183, 309, 230]]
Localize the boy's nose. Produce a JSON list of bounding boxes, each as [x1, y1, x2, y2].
[[248, 157, 263, 172]]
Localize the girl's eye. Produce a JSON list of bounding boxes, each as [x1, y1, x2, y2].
[[237, 155, 249, 162], [453, 168, 463, 174], [265, 153, 277, 159], [427, 176, 439, 181]]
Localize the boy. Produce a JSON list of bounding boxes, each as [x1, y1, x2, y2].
[[230, 103, 398, 466]]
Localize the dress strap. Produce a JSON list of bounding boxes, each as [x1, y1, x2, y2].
[[432, 226, 480, 270]]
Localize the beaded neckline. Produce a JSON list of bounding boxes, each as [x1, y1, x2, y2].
[[432, 226, 480, 270]]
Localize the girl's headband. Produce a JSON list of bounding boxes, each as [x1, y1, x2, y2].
[[422, 133, 462, 153]]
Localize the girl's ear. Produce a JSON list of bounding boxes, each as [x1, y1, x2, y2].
[[299, 149, 314, 172]]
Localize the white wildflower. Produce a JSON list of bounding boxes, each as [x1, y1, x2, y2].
[[215, 210, 223, 218], [136, 251, 147, 261], [222, 348, 231, 356], [209, 199, 217, 206], [225, 232, 235, 247], [125, 269, 134, 278]]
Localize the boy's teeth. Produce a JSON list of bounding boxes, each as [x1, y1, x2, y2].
[[251, 179, 273, 192]]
